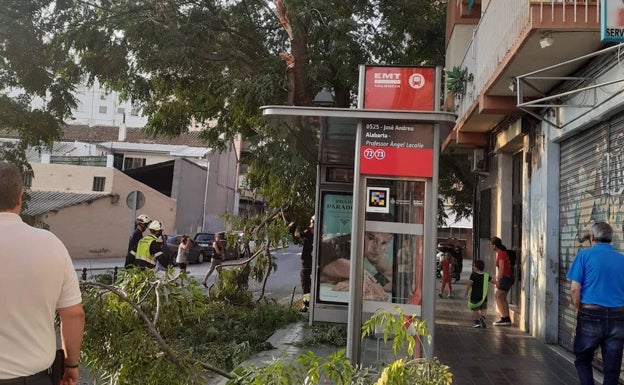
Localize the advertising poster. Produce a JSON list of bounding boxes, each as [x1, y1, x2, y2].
[[317, 192, 395, 304], [317, 193, 353, 303], [601, 0, 624, 42], [316, 184, 424, 307], [363, 66, 435, 111], [394, 234, 422, 305]]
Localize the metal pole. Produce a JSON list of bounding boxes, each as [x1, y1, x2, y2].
[[131, 190, 137, 232], [347, 121, 365, 364], [347, 65, 368, 364]]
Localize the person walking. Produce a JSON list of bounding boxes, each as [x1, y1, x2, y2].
[[439, 251, 454, 298], [125, 214, 151, 268], [465, 260, 492, 328], [0, 162, 85, 385], [294, 216, 315, 312], [134, 220, 165, 269], [202, 232, 224, 287], [490, 236, 514, 326], [567, 222, 624, 385]]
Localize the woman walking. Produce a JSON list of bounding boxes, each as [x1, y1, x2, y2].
[[490, 236, 514, 326]]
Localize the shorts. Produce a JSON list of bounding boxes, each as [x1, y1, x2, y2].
[[469, 299, 488, 310], [497, 276, 515, 291]]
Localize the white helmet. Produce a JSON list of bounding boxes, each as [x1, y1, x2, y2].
[[148, 220, 163, 232], [137, 214, 151, 225]]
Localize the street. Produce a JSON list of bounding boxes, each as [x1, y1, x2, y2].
[[73, 243, 304, 302]]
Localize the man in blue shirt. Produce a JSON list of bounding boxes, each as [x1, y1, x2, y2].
[[567, 222, 624, 385]]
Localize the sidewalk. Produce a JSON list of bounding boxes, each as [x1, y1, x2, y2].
[[233, 267, 596, 385], [433, 268, 587, 385]]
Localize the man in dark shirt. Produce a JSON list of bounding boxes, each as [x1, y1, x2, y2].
[[295, 216, 314, 312], [125, 214, 151, 268]]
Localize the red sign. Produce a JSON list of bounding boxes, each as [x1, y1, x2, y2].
[[359, 120, 434, 178], [363, 66, 435, 111]]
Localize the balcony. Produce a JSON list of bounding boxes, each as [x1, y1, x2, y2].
[[443, 0, 602, 149]]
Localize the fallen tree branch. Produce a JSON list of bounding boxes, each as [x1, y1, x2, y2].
[[79, 280, 233, 380]]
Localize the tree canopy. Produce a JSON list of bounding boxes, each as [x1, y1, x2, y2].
[[0, 0, 468, 225]]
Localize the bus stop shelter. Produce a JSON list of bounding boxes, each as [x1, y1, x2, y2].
[[261, 104, 456, 363]]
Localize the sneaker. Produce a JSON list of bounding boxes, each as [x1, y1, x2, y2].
[[479, 316, 487, 328], [447, 293, 452, 298], [438, 293, 443, 298], [493, 318, 511, 326], [473, 320, 481, 328]]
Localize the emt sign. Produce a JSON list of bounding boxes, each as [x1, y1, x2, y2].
[[363, 66, 435, 111], [601, 0, 624, 42]]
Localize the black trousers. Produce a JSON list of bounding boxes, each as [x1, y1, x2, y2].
[[300, 265, 312, 295], [0, 371, 51, 385]]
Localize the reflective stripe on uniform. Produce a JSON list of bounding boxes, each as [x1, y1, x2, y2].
[[136, 234, 158, 264]]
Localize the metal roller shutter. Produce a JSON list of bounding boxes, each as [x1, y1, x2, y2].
[[559, 111, 624, 353]]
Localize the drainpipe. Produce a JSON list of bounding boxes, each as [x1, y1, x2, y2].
[[201, 158, 210, 232]]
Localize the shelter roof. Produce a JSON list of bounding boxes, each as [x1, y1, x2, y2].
[[260, 106, 456, 163]]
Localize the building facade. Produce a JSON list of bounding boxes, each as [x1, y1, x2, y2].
[[444, 0, 624, 374]]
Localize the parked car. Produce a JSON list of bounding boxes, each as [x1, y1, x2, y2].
[[166, 234, 213, 264], [192, 232, 216, 262]]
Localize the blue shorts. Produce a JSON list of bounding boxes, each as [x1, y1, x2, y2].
[[497, 276, 515, 291]]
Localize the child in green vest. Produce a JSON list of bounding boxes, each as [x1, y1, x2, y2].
[[464, 259, 492, 328]]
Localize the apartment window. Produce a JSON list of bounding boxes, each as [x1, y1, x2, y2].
[[100, 92, 108, 100], [92, 176, 106, 192], [123, 157, 146, 170], [98, 106, 107, 114], [130, 106, 140, 116]]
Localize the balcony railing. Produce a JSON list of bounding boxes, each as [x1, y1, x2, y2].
[[455, 0, 600, 120], [50, 155, 108, 167]]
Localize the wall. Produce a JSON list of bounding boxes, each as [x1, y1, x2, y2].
[[31, 163, 115, 193], [202, 147, 238, 233], [31, 164, 176, 259], [171, 158, 209, 235], [525, 125, 560, 342]]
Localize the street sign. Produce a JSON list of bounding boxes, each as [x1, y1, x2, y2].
[[126, 190, 145, 210]]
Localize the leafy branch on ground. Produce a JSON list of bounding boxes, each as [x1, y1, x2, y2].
[[80, 269, 299, 385], [292, 322, 348, 348], [229, 307, 452, 385]]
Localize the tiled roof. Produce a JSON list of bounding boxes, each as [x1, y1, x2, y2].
[[0, 125, 208, 147], [24, 190, 111, 216]]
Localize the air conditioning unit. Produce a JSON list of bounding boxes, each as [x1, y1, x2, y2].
[[471, 148, 488, 175]]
